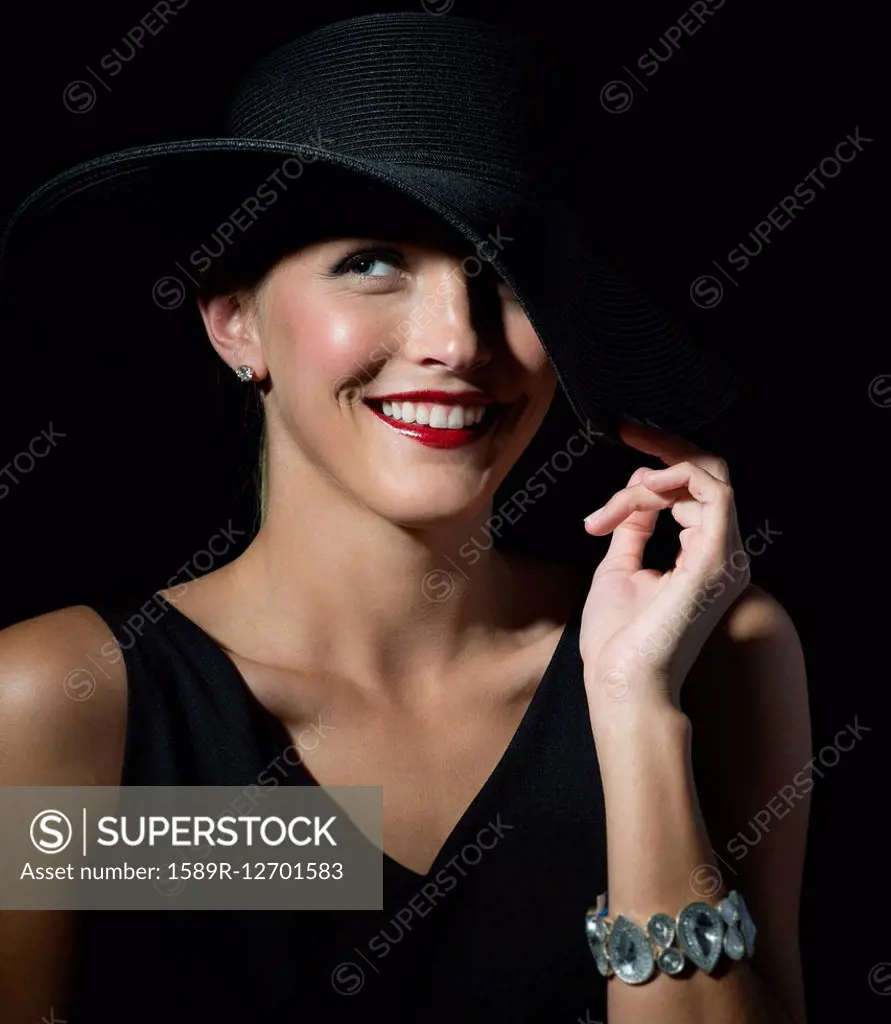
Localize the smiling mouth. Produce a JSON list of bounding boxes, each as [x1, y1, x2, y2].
[[362, 397, 501, 449]]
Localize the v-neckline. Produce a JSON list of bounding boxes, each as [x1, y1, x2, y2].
[[155, 590, 582, 881]]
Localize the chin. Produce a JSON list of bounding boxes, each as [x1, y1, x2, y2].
[[361, 478, 498, 530]]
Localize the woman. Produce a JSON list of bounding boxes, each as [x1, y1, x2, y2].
[[0, 12, 810, 1024]]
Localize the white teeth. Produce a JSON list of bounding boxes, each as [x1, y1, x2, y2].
[[447, 406, 465, 429], [429, 405, 449, 428], [375, 400, 491, 430]]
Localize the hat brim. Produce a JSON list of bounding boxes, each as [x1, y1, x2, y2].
[[0, 138, 739, 441]]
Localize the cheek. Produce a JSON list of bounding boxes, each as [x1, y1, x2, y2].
[[507, 317, 555, 388], [267, 297, 384, 398]]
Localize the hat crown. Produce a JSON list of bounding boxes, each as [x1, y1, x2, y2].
[[225, 13, 556, 190]]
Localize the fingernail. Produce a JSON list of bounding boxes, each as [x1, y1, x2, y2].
[[584, 507, 604, 523]]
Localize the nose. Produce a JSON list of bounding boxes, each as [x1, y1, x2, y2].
[[399, 261, 495, 373]]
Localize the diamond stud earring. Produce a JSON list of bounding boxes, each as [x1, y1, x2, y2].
[[235, 365, 255, 382]]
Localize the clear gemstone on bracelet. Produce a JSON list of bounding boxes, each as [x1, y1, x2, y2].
[[658, 947, 686, 975], [585, 910, 608, 944], [593, 940, 610, 977], [718, 896, 740, 925], [586, 890, 757, 984], [585, 910, 611, 976], [723, 923, 747, 960], [647, 912, 676, 949], [608, 916, 655, 984], [727, 891, 756, 956], [677, 903, 725, 973]]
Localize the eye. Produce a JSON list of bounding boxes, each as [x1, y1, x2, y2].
[[333, 248, 405, 279]]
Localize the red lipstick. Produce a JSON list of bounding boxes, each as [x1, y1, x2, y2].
[[367, 390, 496, 404], [363, 390, 499, 449]]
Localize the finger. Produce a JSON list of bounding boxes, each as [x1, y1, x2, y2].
[[619, 421, 730, 482], [602, 467, 661, 567], [693, 454, 729, 484], [643, 462, 733, 538], [669, 495, 703, 531], [584, 482, 677, 536], [584, 459, 732, 536], [643, 462, 727, 500], [585, 466, 660, 569]]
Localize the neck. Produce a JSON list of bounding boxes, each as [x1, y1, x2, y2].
[[225, 454, 557, 687]]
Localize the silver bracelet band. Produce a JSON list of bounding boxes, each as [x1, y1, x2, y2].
[[585, 889, 757, 985]]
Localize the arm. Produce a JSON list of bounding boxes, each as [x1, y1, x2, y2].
[[0, 607, 127, 1024], [588, 583, 810, 1024]]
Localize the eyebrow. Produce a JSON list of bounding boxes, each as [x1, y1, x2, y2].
[[317, 233, 473, 258]]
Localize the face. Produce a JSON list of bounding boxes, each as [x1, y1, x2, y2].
[[201, 194, 557, 527]]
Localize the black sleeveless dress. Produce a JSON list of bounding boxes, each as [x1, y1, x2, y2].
[[68, 592, 608, 1023]]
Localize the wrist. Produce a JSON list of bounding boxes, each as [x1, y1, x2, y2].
[[586, 689, 691, 751], [591, 705, 694, 816], [585, 667, 688, 724]]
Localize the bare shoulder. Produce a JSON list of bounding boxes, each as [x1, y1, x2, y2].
[[0, 608, 127, 1020], [684, 583, 811, 1024], [684, 577, 811, 737], [714, 581, 801, 645], [0, 605, 127, 785]]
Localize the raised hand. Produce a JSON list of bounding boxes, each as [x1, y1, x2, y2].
[[579, 420, 750, 711]]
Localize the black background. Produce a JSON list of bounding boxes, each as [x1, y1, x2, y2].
[[0, 1, 884, 1020]]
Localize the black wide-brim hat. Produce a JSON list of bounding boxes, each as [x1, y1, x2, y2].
[[0, 11, 738, 445]]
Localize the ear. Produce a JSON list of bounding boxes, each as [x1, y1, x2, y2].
[[197, 290, 268, 380]]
